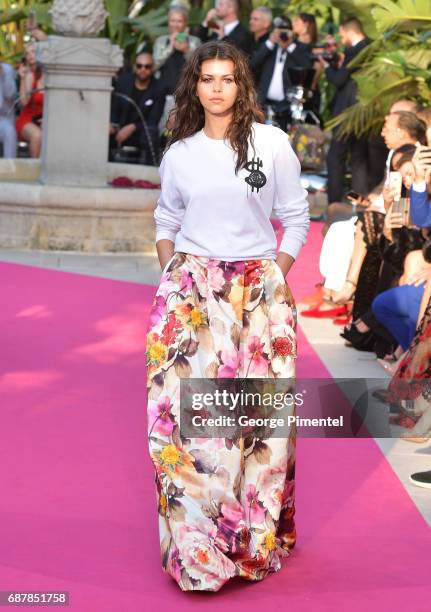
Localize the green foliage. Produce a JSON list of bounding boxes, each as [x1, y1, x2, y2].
[[2, 0, 430, 138], [286, 0, 431, 137], [371, 0, 431, 32], [0, 0, 170, 63], [107, 0, 171, 59], [0, 0, 52, 60]]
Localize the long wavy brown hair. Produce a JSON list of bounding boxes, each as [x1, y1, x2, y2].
[[166, 40, 265, 174]]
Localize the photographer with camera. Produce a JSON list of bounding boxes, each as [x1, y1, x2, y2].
[[317, 17, 378, 205], [253, 15, 314, 129]]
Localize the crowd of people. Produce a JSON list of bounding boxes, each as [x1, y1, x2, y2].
[[111, 2, 431, 489], [303, 99, 431, 488], [1, 0, 386, 186], [108, 1, 331, 164], [1, 2, 431, 485], [0, 19, 47, 160]]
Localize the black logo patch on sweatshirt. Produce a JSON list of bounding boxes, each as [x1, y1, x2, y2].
[[244, 157, 267, 193]]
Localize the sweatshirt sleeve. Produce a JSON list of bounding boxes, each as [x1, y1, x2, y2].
[[272, 129, 310, 260], [410, 183, 431, 228], [153, 149, 185, 243]]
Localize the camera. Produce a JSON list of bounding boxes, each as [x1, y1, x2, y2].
[[272, 16, 293, 42], [310, 41, 339, 66]]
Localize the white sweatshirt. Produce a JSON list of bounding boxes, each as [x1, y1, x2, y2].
[[153, 121, 310, 261]]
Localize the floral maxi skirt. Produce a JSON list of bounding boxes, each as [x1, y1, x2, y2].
[[145, 252, 298, 592]]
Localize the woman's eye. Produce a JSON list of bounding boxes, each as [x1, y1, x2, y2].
[[224, 78, 233, 84]]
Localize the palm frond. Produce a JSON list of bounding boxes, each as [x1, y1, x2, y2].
[[371, 0, 431, 32]]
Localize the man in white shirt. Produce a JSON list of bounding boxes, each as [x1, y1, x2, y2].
[[253, 17, 313, 129], [195, 0, 253, 56]]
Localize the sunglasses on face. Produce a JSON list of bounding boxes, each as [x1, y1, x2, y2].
[[136, 63, 153, 69]]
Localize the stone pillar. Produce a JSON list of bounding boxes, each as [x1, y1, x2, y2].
[[38, 36, 123, 187]]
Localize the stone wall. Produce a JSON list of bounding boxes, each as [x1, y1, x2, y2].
[[0, 160, 160, 253]]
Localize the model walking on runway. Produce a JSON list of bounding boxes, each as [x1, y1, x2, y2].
[[146, 40, 310, 592]]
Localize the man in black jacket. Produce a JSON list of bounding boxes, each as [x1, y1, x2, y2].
[[319, 18, 382, 203], [253, 16, 314, 124], [249, 6, 272, 83], [195, 0, 253, 56], [110, 52, 166, 165]]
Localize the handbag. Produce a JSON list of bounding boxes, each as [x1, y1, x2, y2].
[[290, 124, 329, 172]]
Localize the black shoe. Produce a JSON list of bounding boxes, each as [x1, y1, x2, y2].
[[409, 470, 431, 489], [340, 325, 375, 351]]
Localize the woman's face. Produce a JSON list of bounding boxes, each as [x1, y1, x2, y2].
[[25, 44, 36, 66], [399, 161, 415, 189], [168, 11, 186, 34], [292, 16, 306, 36], [196, 59, 238, 118]]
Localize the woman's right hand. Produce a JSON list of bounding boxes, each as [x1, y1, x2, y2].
[[412, 145, 431, 183], [382, 184, 396, 211], [385, 209, 404, 229], [18, 62, 29, 80], [383, 204, 402, 241], [205, 8, 218, 25]]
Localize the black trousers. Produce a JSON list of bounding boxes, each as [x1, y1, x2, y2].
[[326, 131, 387, 204], [109, 123, 160, 165]]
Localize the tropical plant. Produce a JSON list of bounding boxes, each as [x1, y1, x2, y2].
[[0, 0, 51, 60], [320, 0, 431, 136], [0, 0, 170, 63]]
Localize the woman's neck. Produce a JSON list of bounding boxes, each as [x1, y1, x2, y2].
[[203, 112, 233, 140], [298, 33, 311, 44]]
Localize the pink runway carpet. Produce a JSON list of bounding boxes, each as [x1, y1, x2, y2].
[[1, 222, 430, 611]]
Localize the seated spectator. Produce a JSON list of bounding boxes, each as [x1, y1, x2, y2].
[[323, 99, 422, 232], [110, 52, 166, 165], [16, 43, 44, 158], [340, 140, 426, 358], [195, 0, 253, 56], [385, 137, 431, 431], [303, 105, 427, 352], [372, 146, 431, 369], [0, 60, 17, 158]]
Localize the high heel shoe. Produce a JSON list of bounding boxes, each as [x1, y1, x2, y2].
[[301, 304, 349, 318], [340, 322, 375, 352], [330, 279, 357, 305]]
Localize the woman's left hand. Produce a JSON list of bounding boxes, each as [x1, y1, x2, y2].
[[405, 268, 431, 287]]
